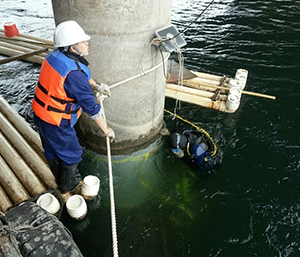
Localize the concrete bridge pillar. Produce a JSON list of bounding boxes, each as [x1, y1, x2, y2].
[[51, 0, 172, 154]]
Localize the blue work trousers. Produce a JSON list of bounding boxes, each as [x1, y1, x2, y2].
[[34, 114, 82, 165]]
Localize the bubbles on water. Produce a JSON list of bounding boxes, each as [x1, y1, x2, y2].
[[252, 200, 300, 256]]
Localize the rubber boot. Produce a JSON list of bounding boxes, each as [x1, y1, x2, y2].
[[60, 163, 82, 194], [47, 159, 62, 187]]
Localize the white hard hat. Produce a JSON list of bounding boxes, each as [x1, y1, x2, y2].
[[53, 20, 91, 47]]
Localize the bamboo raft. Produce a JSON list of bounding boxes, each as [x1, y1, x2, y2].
[[166, 61, 276, 113], [0, 28, 275, 114], [0, 95, 57, 213], [0, 28, 53, 64]]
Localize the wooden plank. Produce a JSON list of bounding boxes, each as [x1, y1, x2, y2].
[[0, 47, 47, 65]]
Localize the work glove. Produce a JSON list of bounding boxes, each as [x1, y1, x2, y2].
[[104, 127, 115, 142], [96, 83, 111, 97]]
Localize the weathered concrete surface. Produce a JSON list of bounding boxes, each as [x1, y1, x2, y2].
[[51, 0, 172, 154]]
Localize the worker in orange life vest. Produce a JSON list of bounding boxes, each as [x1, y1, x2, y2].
[[32, 20, 115, 194]]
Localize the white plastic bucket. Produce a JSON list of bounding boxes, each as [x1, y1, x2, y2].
[[66, 195, 87, 220], [226, 87, 242, 111], [81, 175, 100, 200], [37, 193, 60, 215]]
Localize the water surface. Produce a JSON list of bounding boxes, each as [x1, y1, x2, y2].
[[1, 0, 300, 256]]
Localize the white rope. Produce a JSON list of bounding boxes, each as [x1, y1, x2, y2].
[[99, 96, 119, 257], [110, 53, 170, 89], [94, 47, 170, 257]]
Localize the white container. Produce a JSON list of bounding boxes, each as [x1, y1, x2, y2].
[[66, 195, 87, 220], [229, 87, 242, 96], [226, 87, 242, 111], [228, 79, 241, 89], [235, 69, 248, 90], [81, 175, 100, 200], [235, 69, 248, 80], [37, 193, 60, 215]]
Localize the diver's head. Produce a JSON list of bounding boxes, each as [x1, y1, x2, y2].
[[168, 133, 188, 158]]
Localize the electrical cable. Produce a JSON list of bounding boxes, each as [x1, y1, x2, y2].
[[178, 0, 217, 35], [159, 49, 169, 80], [158, 0, 217, 44]]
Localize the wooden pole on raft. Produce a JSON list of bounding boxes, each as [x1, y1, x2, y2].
[[183, 81, 276, 100], [191, 71, 227, 82], [182, 81, 227, 93], [0, 113, 57, 189], [0, 155, 30, 204], [0, 95, 47, 162], [0, 41, 48, 58], [0, 47, 48, 65], [0, 29, 54, 46], [0, 34, 55, 50], [0, 45, 45, 64], [0, 184, 13, 213], [183, 76, 228, 88], [0, 132, 47, 196]]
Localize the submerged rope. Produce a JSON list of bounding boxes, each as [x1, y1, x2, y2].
[[164, 109, 218, 158]]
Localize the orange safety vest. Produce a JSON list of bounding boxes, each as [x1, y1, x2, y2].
[[32, 49, 91, 126]]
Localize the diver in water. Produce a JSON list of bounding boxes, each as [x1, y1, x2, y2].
[[167, 129, 221, 173]]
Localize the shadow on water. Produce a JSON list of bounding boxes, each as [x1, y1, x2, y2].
[[2, 0, 300, 256]]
